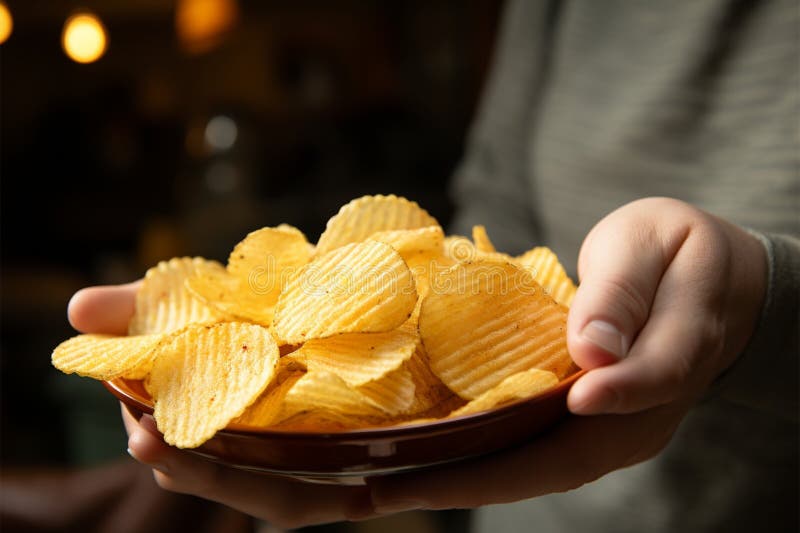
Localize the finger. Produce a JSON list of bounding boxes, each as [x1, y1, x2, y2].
[[568, 306, 711, 415], [370, 402, 687, 513], [120, 403, 140, 437], [68, 281, 141, 335], [567, 199, 694, 370], [124, 413, 374, 528]]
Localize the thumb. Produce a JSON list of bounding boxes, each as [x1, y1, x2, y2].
[[567, 216, 675, 370], [68, 281, 141, 335], [566, 199, 693, 414]]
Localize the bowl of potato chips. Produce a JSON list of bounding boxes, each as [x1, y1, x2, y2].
[[54, 195, 582, 483], [106, 369, 583, 484]]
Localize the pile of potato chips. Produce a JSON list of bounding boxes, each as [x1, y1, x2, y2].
[[52, 195, 578, 448]]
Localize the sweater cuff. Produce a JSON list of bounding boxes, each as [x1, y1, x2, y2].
[[714, 231, 799, 421]]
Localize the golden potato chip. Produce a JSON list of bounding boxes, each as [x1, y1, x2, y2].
[[316, 195, 440, 255], [371, 226, 446, 302], [515, 247, 577, 307], [281, 370, 386, 420], [449, 231, 515, 265], [233, 370, 304, 427], [420, 259, 574, 399], [415, 392, 467, 419], [370, 226, 444, 260], [472, 225, 496, 253], [357, 366, 416, 415], [272, 411, 381, 432], [185, 226, 312, 326], [443, 235, 477, 263], [227, 225, 312, 305], [129, 257, 220, 336], [297, 327, 417, 387], [233, 354, 309, 426], [448, 368, 558, 418], [149, 322, 279, 448], [405, 253, 442, 303], [403, 343, 454, 415], [142, 373, 154, 396], [394, 393, 467, 425], [51, 333, 163, 381], [186, 264, 275, 326], [273, 240, 417, 344]]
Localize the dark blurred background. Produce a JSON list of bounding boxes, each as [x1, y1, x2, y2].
[[1, 0, 500, 531]]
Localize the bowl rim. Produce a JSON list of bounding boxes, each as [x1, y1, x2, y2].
[[104, 369, 586, 440]]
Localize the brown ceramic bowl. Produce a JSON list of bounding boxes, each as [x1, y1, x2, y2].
[[105, 370, 585, 485]]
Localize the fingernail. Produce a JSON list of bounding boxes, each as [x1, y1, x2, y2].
[[580, 320, 628, 359], [374, 500, 425, 514]]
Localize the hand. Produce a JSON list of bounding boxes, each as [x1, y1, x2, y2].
[[68, 197, 767, 521], [370, 197, 767, 511], [68, 283, 376, 529], [565, 197, 766, 415]]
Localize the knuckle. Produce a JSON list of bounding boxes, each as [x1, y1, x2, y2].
[[659, 354, 694, 403]]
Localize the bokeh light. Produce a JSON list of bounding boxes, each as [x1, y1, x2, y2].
[[176, 0, 239, 54], [0, 2, 13, 45], [62, 12, 108, 64], [204, 115, 238, 152]]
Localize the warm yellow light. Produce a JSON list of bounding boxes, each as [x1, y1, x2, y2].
[[62, 12, 107, 64], [0, 2, 13, 45], [176, 0, 239, 54]]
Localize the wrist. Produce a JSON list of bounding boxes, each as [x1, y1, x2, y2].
[[716, 219, 768, 374]]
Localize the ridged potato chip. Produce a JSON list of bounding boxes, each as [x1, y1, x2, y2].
[[51, 333, 163, 380], [272, 411, 380, 432], [233, 370, 304, 427], [281, 370, 386, 420], [372, 226, 446, 302], [185, 226, 312, 326], [394, 393, 467, 426], [129, 257, 220, 336], [516, 247, 577, 307], [273, 240, 417, 344], [472, 225, 496, 253], [420, 259, 574, 399], [297, 327, 417, 387], [448, 368, 558, 418], [316, 195, 440, 255], [443, 235, 477, 263], [227, 225, 312, 305], [404, 343, 455, 415], [371, 226, 444, 260], [234, 354, 307, 427], [149, 322, 279, 448], [186, 264, 275, 325], [357, 366, 416, 415]]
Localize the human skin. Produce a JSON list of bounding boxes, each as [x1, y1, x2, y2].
[[67, 198, 766, 529]]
